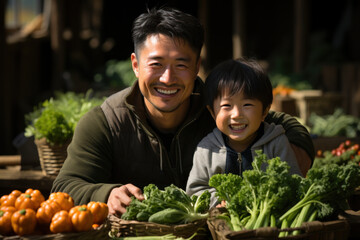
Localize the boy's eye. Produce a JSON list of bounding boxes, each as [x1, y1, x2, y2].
[[220, 104, 231, 108], [244, 103, 253, 107]]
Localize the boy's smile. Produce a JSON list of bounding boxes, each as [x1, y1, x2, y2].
[[230, 123, 247, 131]]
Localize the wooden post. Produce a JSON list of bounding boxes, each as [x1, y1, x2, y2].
[[294, 0, 308, 73], [354, 64, 360, 117], [321, 65, 339, 92], [232, 0, 246, 59], [0, 0, 11, 154], [198, 0, 208, 80], [50, 0, 65, 90], [340, 63, 356, 114]]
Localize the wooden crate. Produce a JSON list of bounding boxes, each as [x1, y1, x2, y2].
[[289, 90, 343, 125], [312, 136, 360, 151]]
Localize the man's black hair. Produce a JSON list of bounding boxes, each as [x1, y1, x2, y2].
[[132, 7, 204, 58]]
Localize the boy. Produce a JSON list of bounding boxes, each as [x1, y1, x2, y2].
[[186, 59, 302, 207]]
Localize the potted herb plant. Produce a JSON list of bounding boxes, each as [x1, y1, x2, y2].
[[24, 90, 105, 176]]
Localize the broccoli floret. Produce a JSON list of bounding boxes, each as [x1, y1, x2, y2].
[[209, 173, 244, 231], [209, 173, 243, 203]]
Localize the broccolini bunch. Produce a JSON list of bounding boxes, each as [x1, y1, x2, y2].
[[209, 150, 299, 231], [278, 162, 360, 236], [209, 150, 360, 236]]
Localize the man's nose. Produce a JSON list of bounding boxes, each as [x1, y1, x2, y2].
[[159, 66, 175, 84]]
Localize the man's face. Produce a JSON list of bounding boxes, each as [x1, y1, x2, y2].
[[131, 34, 200, 113]]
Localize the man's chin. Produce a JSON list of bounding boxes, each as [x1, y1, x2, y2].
[[144, 96, 189, 114], [145, 99, 177, 113], [153, 105, 180, 113]]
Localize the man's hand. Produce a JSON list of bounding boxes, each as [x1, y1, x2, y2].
[[107, 184, 144, 216], [291, 144, 312, 177]]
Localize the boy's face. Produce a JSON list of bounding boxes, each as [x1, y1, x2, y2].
[[131, 34, 200, 114], [208, 89, 269, 152]]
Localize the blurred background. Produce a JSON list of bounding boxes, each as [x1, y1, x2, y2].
[[1, 0, 360, 156]]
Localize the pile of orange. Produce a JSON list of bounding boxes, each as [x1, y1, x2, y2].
[[0, 189, 108, 236], [272, 85, 295, 96]]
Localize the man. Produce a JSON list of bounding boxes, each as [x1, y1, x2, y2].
[[51, 7, 314, 216]]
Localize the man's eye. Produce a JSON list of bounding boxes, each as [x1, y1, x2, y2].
[[177, 64, 188, 68], [150, 62, 162, 67], [244, 103, 254, 107]]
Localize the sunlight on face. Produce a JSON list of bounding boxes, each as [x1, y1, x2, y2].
[[131, 34, 200, 114]]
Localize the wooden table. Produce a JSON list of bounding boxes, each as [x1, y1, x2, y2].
[[0, 166, 55, 197]]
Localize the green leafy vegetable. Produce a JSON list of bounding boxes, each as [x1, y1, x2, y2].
[[94, 58, 136, 89], [309, 108, 360, 137], [208, 150, 360, 236], [121, 184, 210, 225], [33, 108, 72, 145], [279, 163, 360, 236], [25, 90, 105, 145], [209, 150, 299, 231]]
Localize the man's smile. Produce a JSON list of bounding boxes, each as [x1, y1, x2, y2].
[[155, 88, 179, 95]]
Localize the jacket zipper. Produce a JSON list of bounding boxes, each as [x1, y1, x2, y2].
[[237, 152, 242, 174], [174, 116, 198, 175], [134, 91, 203, 180]]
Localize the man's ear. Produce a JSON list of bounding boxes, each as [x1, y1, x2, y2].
[[131, 53, 139, 78], [262, 105, 271, 121], [207, 105, 216, 120]]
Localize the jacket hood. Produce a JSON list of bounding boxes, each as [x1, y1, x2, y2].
[[253, 122, 285, 147]]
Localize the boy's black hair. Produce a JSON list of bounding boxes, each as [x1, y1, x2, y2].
[[132, 7, 204, 59], [205, 58, 273, 112]]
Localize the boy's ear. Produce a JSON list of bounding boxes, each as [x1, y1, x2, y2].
[[262, 106, 271, 121], [207, 105, 216, 120]]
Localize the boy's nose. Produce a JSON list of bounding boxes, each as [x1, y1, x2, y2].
[[231, 106, 243, 118]]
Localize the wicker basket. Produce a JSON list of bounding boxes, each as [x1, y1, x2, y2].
[[339, 209, 360, 239], [207, 208, 350, 240], [34, 138, 70, 176], [348, 187, 360, 211], [108, 214, 208, 239]]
